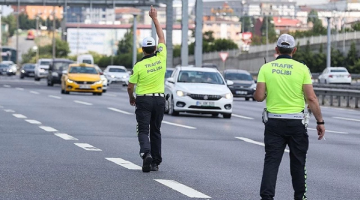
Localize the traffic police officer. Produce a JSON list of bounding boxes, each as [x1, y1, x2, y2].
[[127, 6, 166, 173], [254, 34, 326, 200]]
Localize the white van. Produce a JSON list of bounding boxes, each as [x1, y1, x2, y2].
[[34, 58, 52, 81], [77, 54, 94, 65]]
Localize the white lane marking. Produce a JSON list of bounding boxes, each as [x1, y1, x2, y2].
[[3, 85, 11, 88], [54, 133, 78, 141], [162, 121, 197, 130], [235, 137, 290, 153], [108, 107, 133, 115], [4, 109, 15, 113], [13, 114, 27, 119], [15, 87, 24, 90], [25, 119, 41, 124], [154, 179, 211, 199], [74, 100, 93, 106], [48, 95, 61, 99], [232, 114, 254, 120], [74, 143, 102, 151], [30, 91, 40, 94], [104, 93, 117, 97], [39, 126, 58, 132], [106, 158, 142, 170], [307, 128, 348, 134], [333, 117, 360, 122]]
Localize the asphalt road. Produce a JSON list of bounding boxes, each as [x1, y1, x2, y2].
[[8, 35, 36, 62], [0, 75, 359, 200]]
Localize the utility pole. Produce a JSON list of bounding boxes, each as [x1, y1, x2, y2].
[[52, 6, 56, 60], [16, 0, 19, 67], [132, 14, 137, 67], [265, 16, 268, 61], [0, 5, 3, 63], [181, 0, 189, 66], [77, 15, 79, 55], [326, 17, 331, 69]]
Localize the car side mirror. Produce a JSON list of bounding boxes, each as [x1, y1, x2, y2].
[[62, 70, 68, 75], [254, 80, 257, 83], [99, 72, 103, 75], [226, 80, 234, 86], [167, 77, 175, 84]]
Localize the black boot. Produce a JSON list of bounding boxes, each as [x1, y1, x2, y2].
[[151, 163, 159, 171], [142, 153, 153, 173]]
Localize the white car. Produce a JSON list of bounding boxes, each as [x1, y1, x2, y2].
[[165, 66, 234, 118], [318, 67, 352, 84], [34, 58, 52, 81], [94, 65, 108, 92], [104, 65, 129, 86]]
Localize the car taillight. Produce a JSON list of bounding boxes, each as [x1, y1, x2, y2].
[[329, 75, 333, 78], [348, 74, 351, 78]]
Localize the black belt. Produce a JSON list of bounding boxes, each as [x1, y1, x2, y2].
[[137, 93, 164, 97]]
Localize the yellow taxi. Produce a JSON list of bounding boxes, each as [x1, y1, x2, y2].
[[61, 63, 103, 95]]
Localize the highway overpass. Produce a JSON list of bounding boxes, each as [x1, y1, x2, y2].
[[175, 31, 360, 73]]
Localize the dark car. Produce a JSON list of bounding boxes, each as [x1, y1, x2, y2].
[[0, 64, 10, 75], [47, 59, 74, 86], [224, 69, 257, 101], [20, 63, 36, 79]]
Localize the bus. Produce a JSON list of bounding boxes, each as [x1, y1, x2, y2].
[[1, 47, 17, 64]]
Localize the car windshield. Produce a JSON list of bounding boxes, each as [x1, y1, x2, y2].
[[330, 69, 347, 73], [40, 61, 50, 65], [0, 64, 9, 68], [165, 69, 174, 78], [24, 65, 35, 69], [177, 70, 224, 85], [69, 66, 98, 74], [225, 73, 253, 81], [83, 59, 92, 64], [53, 62, 72, 71], [109, 68, 126, 72]]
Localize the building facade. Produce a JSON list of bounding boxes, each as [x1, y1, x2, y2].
[[11, 6, 63, 19]]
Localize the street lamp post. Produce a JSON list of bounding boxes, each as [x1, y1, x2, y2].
[[72, 13, 80, 55], [265, 16, 268, 60], [52, 6, 56, 60], [0, 5, 3, 63], [132, 14, 137, 67]]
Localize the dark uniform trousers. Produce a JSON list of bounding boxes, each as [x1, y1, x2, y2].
[[260, 118, 309, 200], [135, 96, 165, 165]]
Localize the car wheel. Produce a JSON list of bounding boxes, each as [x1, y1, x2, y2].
[[20, 76, 24, 79], [169, 96, 179, 116], [103, 89, 107, 93], [252, 98, 256, 101], [223, 113, 232, 119], [245, 97, 250, 101], [212, 113, 219, 118], [98, 93, 102, 96], [47, 80, 54, 86], [93, 93, 97, 95], [65, 91, 70, 94], [35, 77, 40, 81]]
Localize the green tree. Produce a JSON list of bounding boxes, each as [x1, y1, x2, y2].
[[331, 48, 345, 67], [349, 59, 360, 73], [240, 16, 253, 32], [260, 16, 277, 43], [117, 30, 133, 54], [2, 15, 17, 37], [346, 42, 358, 66]]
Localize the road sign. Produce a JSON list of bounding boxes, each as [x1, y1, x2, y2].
[[219, 52, 228, 62]]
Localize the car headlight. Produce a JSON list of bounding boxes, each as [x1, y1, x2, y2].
[[8, 69, 13, 72], [94, 80, 102, 85], [251, 83, 257, 90], [39, 68, 45, 72], [110, 75, 115, 78], [122, 75, 129, 78], [176, 90, 188, 97], [21, 70, 25, 73], [67, 79, 74, 83], [224, 93, 233, 99], [52, 72, 58, 77]]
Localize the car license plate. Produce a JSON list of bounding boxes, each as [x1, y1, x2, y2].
[[79, 85, 90, 89], [236, 91, 247, 95], [337, 75, 344, 78], [196, 101, 215, 107]]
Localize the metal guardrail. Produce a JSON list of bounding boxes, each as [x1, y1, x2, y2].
[[313, 83, 360, 90], [314, 88, 360, 108]]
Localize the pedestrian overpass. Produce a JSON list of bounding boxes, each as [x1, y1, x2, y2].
[[0, 0, 163, 6]]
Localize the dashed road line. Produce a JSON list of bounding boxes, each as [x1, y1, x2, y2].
[[3, 85, 11, 88], [4, 109, 15, 113], [232, 114, 254, 120], [154, 179, 212, 199], [15, 87, 24, 91], [13, 114, 27, 119], [235, 137, 290, 153], [74, 143, 102, 151], [54, 133, 78, 141], [162, 121, 197, 130], [106, 158, 142, 170], [74, 100, 93, 106], [25, 119, 41, 124], [30, 91, 40, 94], [49, 95, 62, 99], [307, 128, 348, 134], [39, 126, 58, 132], [332, 117, 360, 122], [108, 107, 133, 115]]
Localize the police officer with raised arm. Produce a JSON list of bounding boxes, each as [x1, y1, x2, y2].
[[127, 6, 166, 173], [254, 34, 326, 200]]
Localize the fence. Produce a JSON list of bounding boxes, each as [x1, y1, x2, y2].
[[314, 88, 360, 108]]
